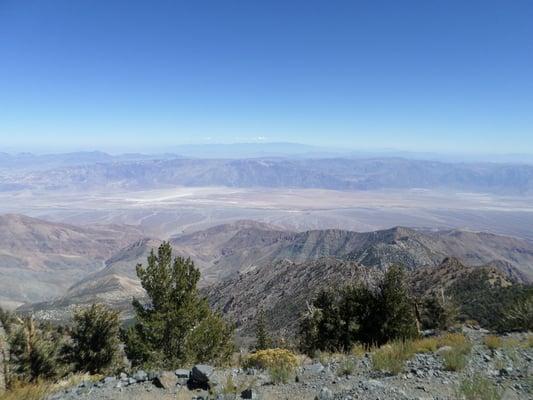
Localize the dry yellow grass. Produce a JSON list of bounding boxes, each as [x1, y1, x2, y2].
[[411, 337, 438, 353], [483, 335, 502, 351], [437, 332, 468, 348], [350, 343, 367, 357], [371, 341, 414, 375], [0, 382, 52, 400]]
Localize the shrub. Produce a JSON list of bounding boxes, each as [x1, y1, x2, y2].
[[243, 348, 298, 385], [350, 343, 366, 357], [437, 332, 468, 348], [243, 348, 298, 371], [69, 304, 121, 374], [504, 295, 533, 332], [483, 336, 502, 351], [268, 363, 293, 384], [457, 374, 502, 400], [441, 347, 468, 371], [412, 337, 438, 353], [371, 341, 414, 375], [123, 242, 235, 368], [418, 294, 458, 331], [337, 357, 356, 376]]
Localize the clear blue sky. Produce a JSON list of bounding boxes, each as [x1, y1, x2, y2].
[[0, 0, 532, 153]]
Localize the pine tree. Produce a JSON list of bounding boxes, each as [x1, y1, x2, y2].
[[123, 242, 234, 368], [300, 264, 419, 353], [69, 304, 121, 374], [8, 317, 62, 382], [255, 308, 271, 350], [374, 265, 418, 344]]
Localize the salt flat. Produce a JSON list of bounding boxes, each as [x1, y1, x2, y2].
[[0, 186, 532, 240]]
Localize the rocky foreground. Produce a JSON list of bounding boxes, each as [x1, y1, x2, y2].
[[47, 328, 532, 400]]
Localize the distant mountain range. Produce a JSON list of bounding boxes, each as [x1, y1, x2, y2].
[[11, 215, 533, 322], [3, 157, 533, 194]]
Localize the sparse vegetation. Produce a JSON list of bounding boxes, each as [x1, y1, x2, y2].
[[437, 332, 468, 348], [457, 373, 502, 400], [337, 357, 356, 376], [441, 346, 468, 371], [371, 340, 414, 375], [411, 337, 438, 353], [483, 335, 502, 351], [0, 381, 52, 400]]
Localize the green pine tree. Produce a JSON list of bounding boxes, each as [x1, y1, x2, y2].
[[69, 304, 122, 374], [8, 317, 63, 383], [123, 242, 234, 368], [255, 308, 271, 350], [374, 265, 418, 344]]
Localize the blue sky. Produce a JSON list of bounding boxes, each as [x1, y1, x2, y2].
[[0, 0, 532, 154]]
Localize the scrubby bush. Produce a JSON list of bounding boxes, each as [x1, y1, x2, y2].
[[483, 335, 502, 351], [418, 293, 458, 331], [437, 332, 468, 348], [123, 242, 235, 368], [300, 265, 418, 353], [243, 348, 298, 370], [337, 357, 356, 376], [441, 347, 468, 371], [244, 348, 298, 384], [448, 270, 533, 331], [504, 295, 533, 331], [457, 373, 502, 400], [411, 337, 438, 353], [371, 340, 414, 375], [68, 304, 121, 374]]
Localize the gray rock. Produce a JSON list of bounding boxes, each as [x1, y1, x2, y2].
[[153, 371, 178, 389], [305, 362, 325, 374], [316, 387, 334, 400], [175, 369, 190, 379], [103, 376, 116, 385], [241, 388, 259, 399], [191, 364, 215, 385], [132, 370, 148, 382]]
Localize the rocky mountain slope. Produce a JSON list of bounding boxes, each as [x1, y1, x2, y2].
[[19, 220, 533, 323], [205, 256, 524, 339], [171, 223, 533, 282], [0, 214, 143, 308]]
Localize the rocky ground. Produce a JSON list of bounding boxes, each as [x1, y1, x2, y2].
[[46, 328, 532, 400]]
